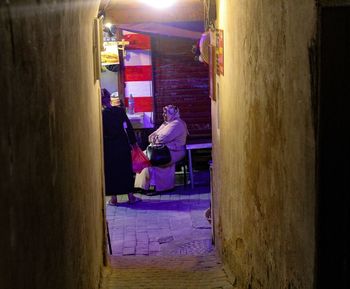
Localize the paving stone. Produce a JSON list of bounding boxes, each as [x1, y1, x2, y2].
[[158, 220, 170, 229], [136, 232, 148, 240], [160, 194, 171, 200], [157, 235, 174, 244], [170, 194, 180, 201], [135, 249, 149, 255], [124, 237, 136, 244], [122, 247, 136, 256], [103, 177, 232, 287], [147, 223, 161, 230], [147, 231, 161, 241], [149, 241, 160, 252]]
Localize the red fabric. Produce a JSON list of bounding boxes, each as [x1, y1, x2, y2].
[[125, 97, 153, 113], [124, 34, 151, 50], [131, 145, 151, 173], [125, 65, 152, 82]]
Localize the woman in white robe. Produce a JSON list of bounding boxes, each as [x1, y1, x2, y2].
[[135, 105, 188, 193]]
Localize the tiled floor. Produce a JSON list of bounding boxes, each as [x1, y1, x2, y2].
[[102, 171, 235, 289], [105, 171, 213, 256]]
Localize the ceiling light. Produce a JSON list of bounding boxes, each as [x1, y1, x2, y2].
[[139, 0, 176, 9]]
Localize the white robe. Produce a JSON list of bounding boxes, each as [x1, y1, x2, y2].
[[134, 118, 188, 192]]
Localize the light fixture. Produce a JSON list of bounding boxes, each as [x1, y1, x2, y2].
[[139, 0, 176, 9]]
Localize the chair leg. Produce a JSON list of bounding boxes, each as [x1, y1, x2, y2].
[[183, 163, 187, 186]]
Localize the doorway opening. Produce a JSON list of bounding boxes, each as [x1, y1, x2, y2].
[[99, 0, 214, 258]]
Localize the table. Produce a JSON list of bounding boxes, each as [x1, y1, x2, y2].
[[185, 142, 212, 189], [127, 112, 144, 129]]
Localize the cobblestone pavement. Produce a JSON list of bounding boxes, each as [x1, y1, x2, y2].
[[106, 171, 213, 257], [101, 172, 235, 288]]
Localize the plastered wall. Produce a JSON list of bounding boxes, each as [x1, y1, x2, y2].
[[0, 1, 104, 289], [211, 1, 316, 288]]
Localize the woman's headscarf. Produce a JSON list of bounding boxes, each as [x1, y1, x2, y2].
[[163, 105, 180, 122]]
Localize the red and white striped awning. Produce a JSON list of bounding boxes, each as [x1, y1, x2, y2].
[[123, 31, 153, 114]]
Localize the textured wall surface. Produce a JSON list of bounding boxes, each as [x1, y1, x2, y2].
[[211, 1, 316, 288], [0, 1, 104, 289]]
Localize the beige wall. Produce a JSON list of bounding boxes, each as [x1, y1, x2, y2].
[[0, 1, 104, 289], [212, 1, 316, 288]]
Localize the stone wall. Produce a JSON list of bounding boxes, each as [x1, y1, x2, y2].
[[0, 1, 104, 289], [211, 1, 316, 288]]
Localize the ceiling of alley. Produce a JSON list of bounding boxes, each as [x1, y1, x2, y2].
[[100, 0, 204, 24]]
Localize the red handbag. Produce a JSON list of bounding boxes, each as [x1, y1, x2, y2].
[[131, 145, 151, 173]]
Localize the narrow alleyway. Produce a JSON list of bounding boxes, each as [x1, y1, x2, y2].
[[101, 171, 235, 288]]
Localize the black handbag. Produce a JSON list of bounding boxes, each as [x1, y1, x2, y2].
[[146, 144, 171, 166]]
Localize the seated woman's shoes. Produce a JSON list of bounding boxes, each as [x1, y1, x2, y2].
[[145, 190, 158, 196], [128, 196, 142, 204], [145, 187, 174, 196], [145, 186, 157, 196], [134, 188, 147, 194]]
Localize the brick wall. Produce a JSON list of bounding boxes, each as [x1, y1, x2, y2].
[[151, 36, 211, 140]]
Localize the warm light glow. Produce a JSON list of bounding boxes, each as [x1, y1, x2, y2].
[[104, 22, 112, 29], [139, 0, 176, 9]]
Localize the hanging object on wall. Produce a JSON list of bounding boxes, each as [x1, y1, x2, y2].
[[117, 39, 130, 58], [101, 41, 119, 65], [198, 31, 210, 64], [216, 29, 224, 76]]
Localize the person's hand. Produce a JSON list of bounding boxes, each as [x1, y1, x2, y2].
[[149, 134, 157, 144]]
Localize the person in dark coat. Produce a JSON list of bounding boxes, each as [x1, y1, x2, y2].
[[101, 90, 140, 205]]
